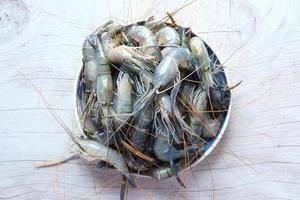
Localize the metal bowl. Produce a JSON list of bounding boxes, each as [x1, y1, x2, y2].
[[73, 24, 231, 179]]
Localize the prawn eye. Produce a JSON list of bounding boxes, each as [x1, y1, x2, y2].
[[136, 20, 146, 25], [149, 83, 154, 89], [98, 161, 109, 168], [97, 131, 105, 137]]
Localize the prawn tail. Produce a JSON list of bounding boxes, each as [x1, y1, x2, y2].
[[168, 146, 186, 188]]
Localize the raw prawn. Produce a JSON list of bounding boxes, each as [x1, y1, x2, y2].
[[155, 26, 180, 56], [126, 25, 162, 61], [115, 72, 133, 128], [134, 47, 197, 113]]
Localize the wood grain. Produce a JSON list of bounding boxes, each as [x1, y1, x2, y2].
[[0, 0, 299, 199]]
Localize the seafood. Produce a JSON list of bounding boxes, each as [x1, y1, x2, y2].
[[190, 36, 231, 114], [153, 93, 202, 187], [127, 25, 162, 61], [132, 104, 154, 151], [82, 33, 115, 144], [27, 61, 136, 194], [155, 93, 204, 147], [81, 35, 105, 138], [155, 26, 180, 46], [155, 26, 180, 56], [182, 84, 223, 139], [82, 20, 115, 91], [208, 85, 231, 115], [153, 133, 201, 162], [201, 118, 221, 138], [82, 36, 101, 92], [75, 16, 232, 200], [178, 27, 189, 48], [152, 143, 204, 188], [104, 27, 156, 90], [141, 16, 165, 31], [124, 103, 154, 172], [189, 36, 214, 87], [134, 47, 197, 113], [153, 165, 177, 180], [101, 30, 154, 64], [187, 85, 207, 134], [124, 149, 149, 172], [152, 142, 204, 180], [115, 72, 133, 127], [77, 138, 136, 188], [154, 93, 180, 142]]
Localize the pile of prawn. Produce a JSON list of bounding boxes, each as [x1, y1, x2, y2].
[[74, 15, 231, 199]]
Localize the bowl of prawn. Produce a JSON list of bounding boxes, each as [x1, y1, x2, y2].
[[73, 21, 231, 181]]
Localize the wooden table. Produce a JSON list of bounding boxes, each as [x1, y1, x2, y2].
[[1, 0, 299, 199]]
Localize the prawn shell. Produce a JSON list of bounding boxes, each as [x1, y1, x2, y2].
[[126, 25, 161, 60], [96, 76, 113, 104], [155, 26, 180, 46], [116, 73, 133, 114]]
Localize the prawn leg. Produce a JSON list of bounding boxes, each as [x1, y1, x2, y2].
[[168, 133, 186, 188], [120, 175, 129, 200], [170, 71, 181, 114], [169, 149, 186, 188]]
